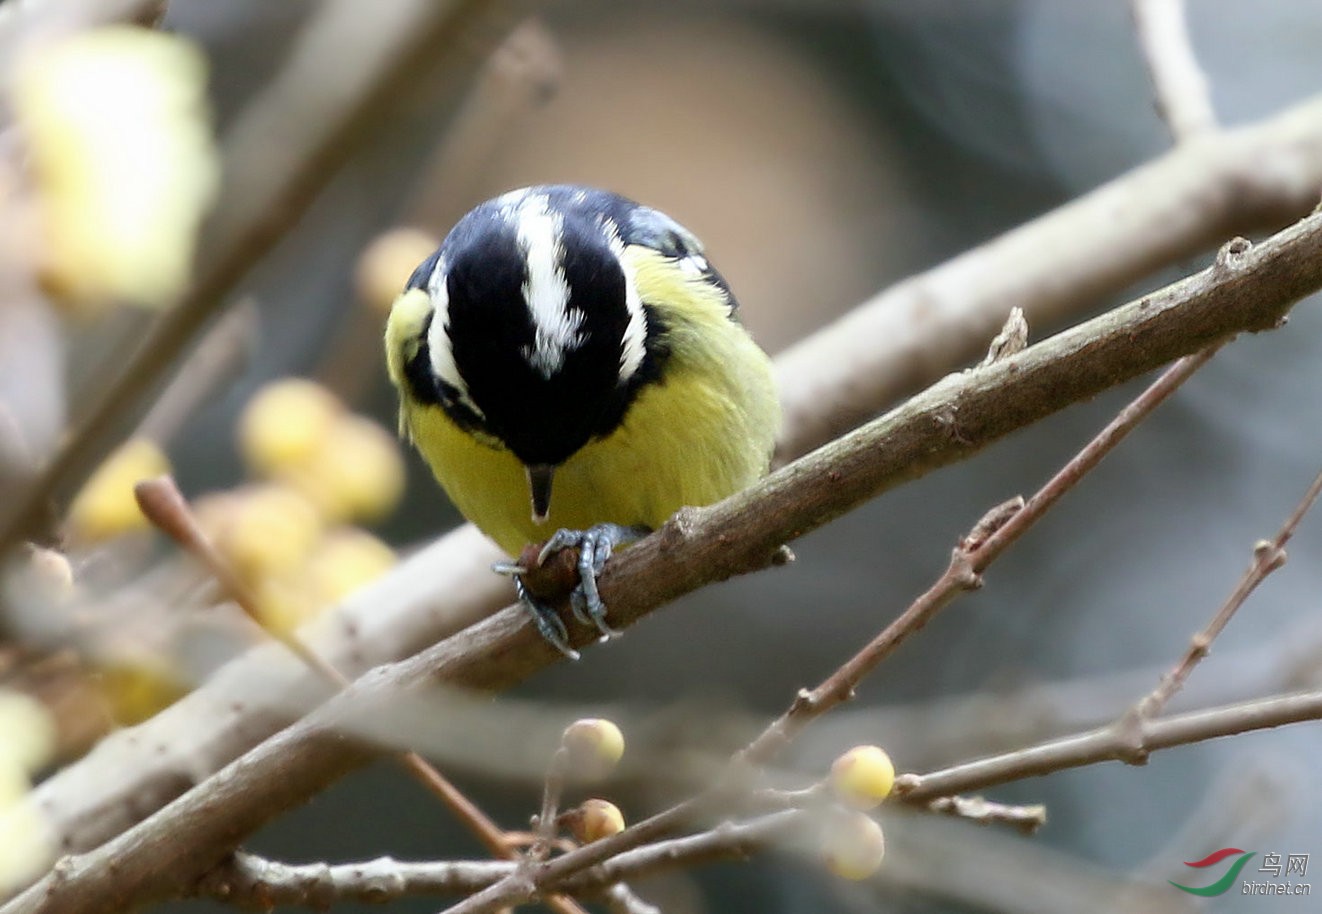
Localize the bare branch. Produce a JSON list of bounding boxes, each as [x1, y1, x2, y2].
[[1130, 0, 1218, 141], [1133, 468, 1322, 720], [895, 689, 1322, 802], [738, 348, 1217, 766], [199, 853, 511, 909]]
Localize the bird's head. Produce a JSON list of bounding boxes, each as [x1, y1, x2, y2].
[[396, 186, 659, 521]]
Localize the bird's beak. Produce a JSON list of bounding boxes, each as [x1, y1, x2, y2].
[[526, 464, 555, 524]]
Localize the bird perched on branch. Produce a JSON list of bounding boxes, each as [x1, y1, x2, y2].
[[385, 184, 779, 656]]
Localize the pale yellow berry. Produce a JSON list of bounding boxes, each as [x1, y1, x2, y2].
[[216, 484, 323, 586], [355, 227, 439, 316], [306, 528, 397, 604], [829, 745, 895, 809], [13, 26, 218, 312], [561, 718, 625, 781], [250, 572, 319, 636], [238, 378, 343, 479], [0, 690, 56, 776], [0, 756, 52, 894], [570, 799, 626, 844], [822, 811, 886, 881], [289, 415, 405, 523], [66, 438, 169, 542]]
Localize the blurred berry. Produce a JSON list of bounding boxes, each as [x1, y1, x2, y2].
[[13, 26, 217, 311], [306, 527, 397, 604], [66, 438, 169, 543], [356, 227, 439, 316], [561, 717, 625, 781], [290, 415, 405, 523], [238, 378, 343, 479], [829, 745, 895, 809], [821, 810, 885, 881], [569, 798, 626, 844], [215, 484, 323, 586]]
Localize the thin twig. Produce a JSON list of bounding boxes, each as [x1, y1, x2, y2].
[[894, 688, 1322, 801], [599, 884, 662, 914], [133, 477, 590, 914], [1132, 468, 1322, 721], [1130, 0, 1218, 141], [533, 748, 569, 860], [738, 348, 1219, 767], [199, 853, 512, 909], [199, 813, 802, 909]]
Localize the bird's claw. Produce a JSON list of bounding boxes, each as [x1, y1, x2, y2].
[[511, 523, 647, 655], [514, 576, 580, 660]]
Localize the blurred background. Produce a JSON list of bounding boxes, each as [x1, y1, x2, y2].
[[2, 1, 1321, 912]]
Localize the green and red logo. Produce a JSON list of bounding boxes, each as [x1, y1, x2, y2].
[[1170, 848, 1257, 896]]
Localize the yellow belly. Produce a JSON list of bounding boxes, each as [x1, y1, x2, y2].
[[403, 330, 779, 556]]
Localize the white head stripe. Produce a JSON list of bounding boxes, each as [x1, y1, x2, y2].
[[517, 194, 584, 378], [599, 217, 646, 383], [424, 261, 484, 418]]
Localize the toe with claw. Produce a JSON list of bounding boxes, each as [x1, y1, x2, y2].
[[494, 523, 648, 657]]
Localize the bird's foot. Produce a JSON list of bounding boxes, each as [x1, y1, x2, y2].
[[493, 523, 648, 658]]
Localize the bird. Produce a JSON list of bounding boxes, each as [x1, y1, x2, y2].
[[384, 184, 780, 656]]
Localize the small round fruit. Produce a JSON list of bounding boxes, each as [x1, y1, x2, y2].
[[830, 745, 895, 809], [289, 415, 405, 523], [238, 378, 342, 479], [569, 799, 625, 844], [822, 811, 885, 881], [561, 718, 625, 781], [66, 438, 169, 542], [356, 227, 439, 315]]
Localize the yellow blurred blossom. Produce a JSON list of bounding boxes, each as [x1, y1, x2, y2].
[[13, 25, 218, 310], [238, 379, 345, 479], [214, 484, 324, 586], [305, 528, 396, 604], [65, 438, 170, 543], [0, 758, 52, 894], [0, 689, 55, 776], [291, 415, 405, 523], [355, 227, 440, 315], [0, 690, 55, 892]]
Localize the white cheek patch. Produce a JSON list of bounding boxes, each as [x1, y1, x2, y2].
[[425, 267, 485, 418], [517, 195, 585, 378]]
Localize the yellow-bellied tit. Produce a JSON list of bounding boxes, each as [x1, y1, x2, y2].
[[385, 185, 780, 657]]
